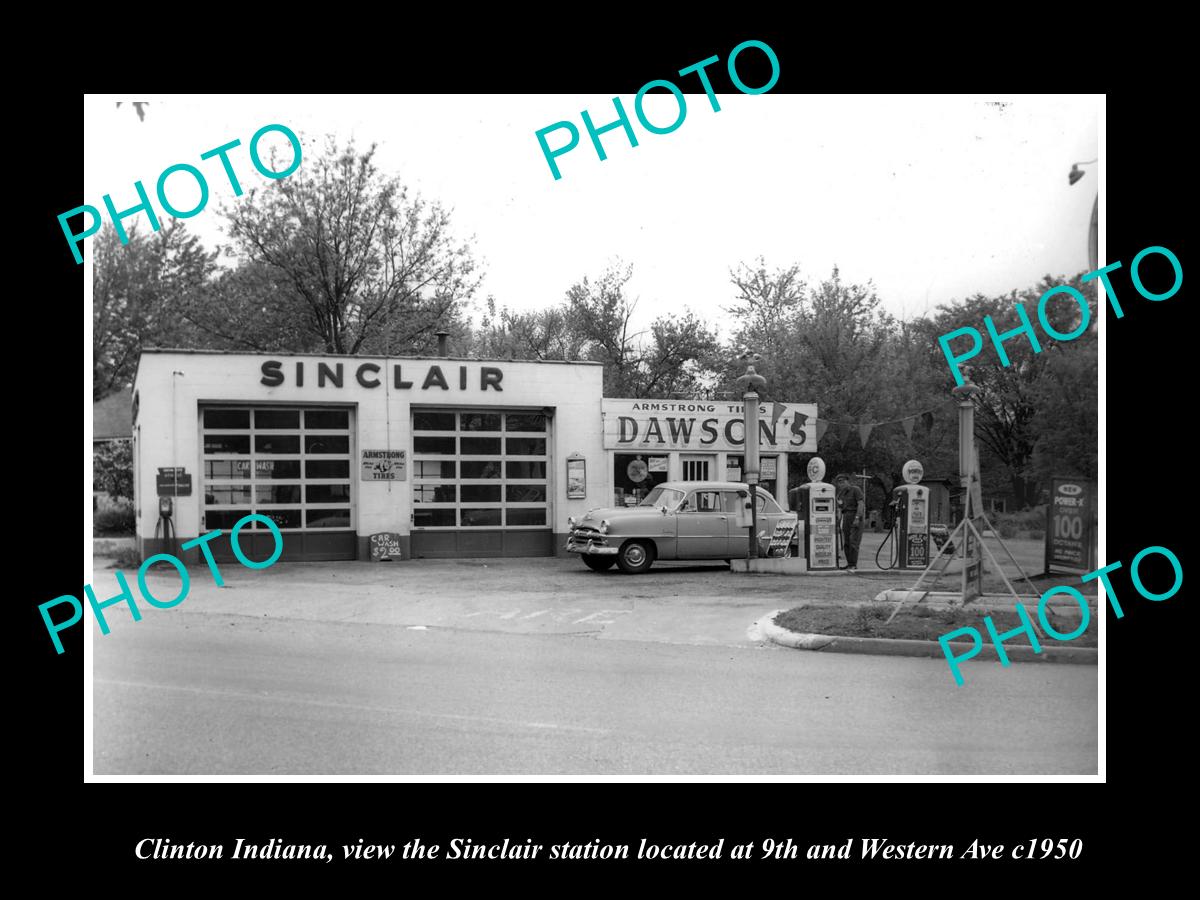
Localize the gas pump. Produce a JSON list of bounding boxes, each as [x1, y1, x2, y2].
[[793, 457, 837, 571], [882, 459, 930, 570], [155, 495, 177, 558]]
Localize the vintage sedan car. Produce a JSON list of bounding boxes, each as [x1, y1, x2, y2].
[[565, 480, 798, 574]]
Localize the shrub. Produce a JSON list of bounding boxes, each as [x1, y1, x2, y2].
[[110, 546, 142, 569], [992, 505, 1046, 539], [94, 503, 135, 536]]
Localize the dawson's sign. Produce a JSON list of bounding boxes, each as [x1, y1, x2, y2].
[[602, 399, 817, 453]]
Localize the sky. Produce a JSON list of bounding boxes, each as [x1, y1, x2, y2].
[[83, 94, 1100, 337]]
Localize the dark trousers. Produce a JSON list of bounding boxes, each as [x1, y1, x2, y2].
[[841, 516, 863, 566]]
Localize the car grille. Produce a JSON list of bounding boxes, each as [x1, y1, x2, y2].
[[570, 526, 607, 545]]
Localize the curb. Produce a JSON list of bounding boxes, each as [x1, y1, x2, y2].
[[754, 611, 1098, 665]]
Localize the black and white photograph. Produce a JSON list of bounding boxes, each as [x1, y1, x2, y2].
[[81, 89, 1104, 778]]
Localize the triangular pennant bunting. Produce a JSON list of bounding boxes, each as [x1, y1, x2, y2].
[[770, 401, 786, 427], [816, 419, 830, 444], [922, 412, 935, 433], [901, 416, 916, 440], [858, 423, 873, 447]]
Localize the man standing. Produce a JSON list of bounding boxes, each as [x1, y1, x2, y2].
[[835, 473, 865, 571]]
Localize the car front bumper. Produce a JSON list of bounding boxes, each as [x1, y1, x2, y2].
[[565, 532, 618, 555]]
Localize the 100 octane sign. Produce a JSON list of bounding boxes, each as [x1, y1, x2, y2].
[[1045, 478, 1095, 574]]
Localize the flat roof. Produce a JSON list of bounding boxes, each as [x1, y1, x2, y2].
[[137, 348, 602, 365], [133, 348, 604, 388]]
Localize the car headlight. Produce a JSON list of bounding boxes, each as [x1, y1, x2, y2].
[[568, 516, 577, 529], [599, 519, 610, 534]]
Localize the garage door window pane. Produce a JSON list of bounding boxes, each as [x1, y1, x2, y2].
[[461, 437, 501, 455], [415, 436, 456, 455], [256, 434, 301, 454], [414, 485, 455, 503], [306, 484, 351, 504], [306, 508, 351, 528], [414, 508, 456, 527], [258, 509, 302, 529], [413, 412, 456, 431], [506, 485, 546, 502], [506, 460, 547, 479], [207, 487, 252, 505], [305, 409, 349, 429], [461, 484, 501, 503], [206, 460, 252, 479], [506, 437, 546, 455], [461, 508, 502, 527], [306, 460, 349, 479], [204, 409, 249, 429], [205, 435, 250, 454], [255, 409, 300, 429], [414, 460, 455, 479], [305, 435, 349, 454], [257, 485, 301, 504], [507, 508, 546, 526], [460, 461, 502, 478], [204, 509, 251, 529], [505, 414, 546, 432], [461, 413, 501, 431]]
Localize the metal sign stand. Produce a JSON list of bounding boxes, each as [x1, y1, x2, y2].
[[885, 381, 1040, 624]]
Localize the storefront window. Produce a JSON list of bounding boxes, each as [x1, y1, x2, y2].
[[725, 454, 778, 498], [613, 454, 669, 506]]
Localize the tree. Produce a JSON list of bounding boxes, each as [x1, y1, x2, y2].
[[192, 136, 481, 355], [565, 263, 720, 397], [468, 263, 721, 398], [918, 273, 1097, 508], [93, 440, 133, 500], [92, 220, 216, 400]]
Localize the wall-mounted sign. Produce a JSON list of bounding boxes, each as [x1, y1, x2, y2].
[[566, 456, 586, 499], [761, 457, 777, 480], [361, 449, 406, 481], [261, 359, 505, 392], [647, 456, 669, 473], [603, 399, 817, 452], [1045, 478, 1096, 574], [369, 532, 403, 561], [156, 467, 192, 497]]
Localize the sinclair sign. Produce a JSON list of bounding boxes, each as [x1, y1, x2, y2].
[[602, 399, 818, 453]]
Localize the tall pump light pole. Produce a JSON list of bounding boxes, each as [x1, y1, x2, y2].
[[736, 351, 766, 559]]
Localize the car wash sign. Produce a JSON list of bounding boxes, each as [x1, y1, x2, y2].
[[602, 399, 817, 452]]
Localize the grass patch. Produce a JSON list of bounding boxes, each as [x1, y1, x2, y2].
[[773, 602, 1096, 647]]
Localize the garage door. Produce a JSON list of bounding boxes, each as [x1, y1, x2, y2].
[[200, 406, 356, 561], [409, 409, 553, 558]]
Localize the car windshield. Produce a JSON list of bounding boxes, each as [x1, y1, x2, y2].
[[639, 486, 685, 510]]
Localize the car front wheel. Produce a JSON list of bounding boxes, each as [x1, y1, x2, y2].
[[617, 540, 655, 574], [581, 554, 616, 572]]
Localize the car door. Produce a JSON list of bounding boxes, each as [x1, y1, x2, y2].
[[676, 489, 730, 558]]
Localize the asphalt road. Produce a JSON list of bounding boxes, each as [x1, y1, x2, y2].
[[92, 596, 1097, 775]]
